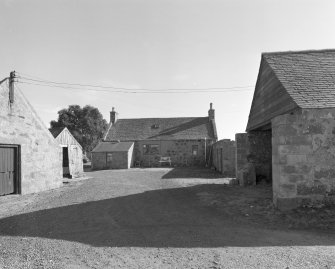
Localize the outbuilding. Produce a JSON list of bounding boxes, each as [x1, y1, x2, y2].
[[50, 127, 84, 178], [91, 141, 134, 170], [0, 73, 62, 195], [237, 49, 335, 210]]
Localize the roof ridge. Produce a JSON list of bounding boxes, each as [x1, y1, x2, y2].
[[262, 48, 335, 57], [116, 116, 208, 120]]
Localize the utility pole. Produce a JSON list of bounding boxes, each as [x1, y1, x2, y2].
[[9, 71, 15, 103]]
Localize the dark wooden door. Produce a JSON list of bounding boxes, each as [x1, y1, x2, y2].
[[0, 147, 16, 195]]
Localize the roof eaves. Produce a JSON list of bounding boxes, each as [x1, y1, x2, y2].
[[261, 48, 335, 58]]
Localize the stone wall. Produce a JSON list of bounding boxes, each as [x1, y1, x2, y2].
[[272, 108, 335, 210], [235, 131, 272, 186], [91, 151, 131, 170], [212, 139, 236, 177], [0, 82, 62, 194], [91, 152, 106, 170], [134, 139, 213, 167], [110, 152, 129, 169], [68, 145, 84, 177]]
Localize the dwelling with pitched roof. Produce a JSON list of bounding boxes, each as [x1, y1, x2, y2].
[[237, 49, 335, 210], [94, 104, 217, 168], [50, 127, 83, 178]]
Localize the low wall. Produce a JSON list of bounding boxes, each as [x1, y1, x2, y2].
[[272, 108, 335, 210], [212, 139, 236, 177]]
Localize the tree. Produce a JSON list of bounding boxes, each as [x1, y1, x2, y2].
[[50, 105, 108, 153]]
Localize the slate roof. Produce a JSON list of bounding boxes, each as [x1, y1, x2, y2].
[[92, 141, 134, 153], [104, 117, 217, 141], [263, 49, 335, 108]]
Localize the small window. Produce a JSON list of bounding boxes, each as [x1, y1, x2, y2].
[[192, 145, 198, 156], [151, 124, 160, 129], [143, 144, 159, 155], [107, 153, 113, 162]]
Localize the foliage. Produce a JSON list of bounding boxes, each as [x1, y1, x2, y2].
[[50, 105, 108, 153]]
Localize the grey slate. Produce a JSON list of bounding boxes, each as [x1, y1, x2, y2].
[[104, 117, 216, 141], [92, 141, 134, 152], [263, 49, 335, 108]]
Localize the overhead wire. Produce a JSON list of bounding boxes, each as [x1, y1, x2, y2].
[[15, 71, 254, 94]]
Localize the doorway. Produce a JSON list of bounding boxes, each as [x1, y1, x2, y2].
[[62, 147, 70, 177], [0, 145, 20, 195]]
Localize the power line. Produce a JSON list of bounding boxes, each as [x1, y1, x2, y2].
[[17, 81, 253, 94], [16, 71, 254, 93]]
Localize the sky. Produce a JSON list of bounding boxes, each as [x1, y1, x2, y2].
[[1, 0, 335, 140]]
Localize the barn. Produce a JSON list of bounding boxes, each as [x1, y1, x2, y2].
[[237, 49, 335, 210], [0, 73, 62, 195], [50, 127, 84, 178], [91, 141, 134, 170]]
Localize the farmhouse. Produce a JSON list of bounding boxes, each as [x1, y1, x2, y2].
[[96, 104, 217, 168], [237, 49, 335, 210], [0, 74, 62, 195], [50, 127, 83, 178]]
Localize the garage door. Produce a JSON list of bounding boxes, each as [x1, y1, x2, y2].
[[0, 147, 16, 195]]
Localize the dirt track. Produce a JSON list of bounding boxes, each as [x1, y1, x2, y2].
[[0, 168, 334, 268]]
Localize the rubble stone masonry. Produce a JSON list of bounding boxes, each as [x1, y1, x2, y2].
[[212, 139, 236, 177], [133, 139, 213, 167], [0, 83, 62, 194], [272, 108, 335, 210]]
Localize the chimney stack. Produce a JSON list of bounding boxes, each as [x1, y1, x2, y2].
[[110, 107, 118, 125], [208, 103, 215, 121]]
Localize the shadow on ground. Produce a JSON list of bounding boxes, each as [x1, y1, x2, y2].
[[161, 167, 223, 179], [0, 184, 334, 248]]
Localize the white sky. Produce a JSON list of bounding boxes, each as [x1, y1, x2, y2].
[[1, 0, 335, 139]]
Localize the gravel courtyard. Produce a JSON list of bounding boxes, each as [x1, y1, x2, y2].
[[0, 168, 334, 269]]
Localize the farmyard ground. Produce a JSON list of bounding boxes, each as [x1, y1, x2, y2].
[[0, 168, 334, 269]]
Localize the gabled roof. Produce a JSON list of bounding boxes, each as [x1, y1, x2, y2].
[[92, 141, 134, 152], [263, 49, 335, 108], [104, 117, 217, 141], [247, 49, 335, 131]]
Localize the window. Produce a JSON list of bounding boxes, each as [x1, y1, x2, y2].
[[192, 145, 198, 156], [107, 153, 113, 162], [143, 144, 159, 155]]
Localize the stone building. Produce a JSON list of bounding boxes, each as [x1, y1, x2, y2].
[[0, 76, 62, 196], [237, 49, 335, 210], [91, 141, 134, 170], [211, 139, 236, 177], [50, 127, 84, 178], [101, 104, 217, 167]]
